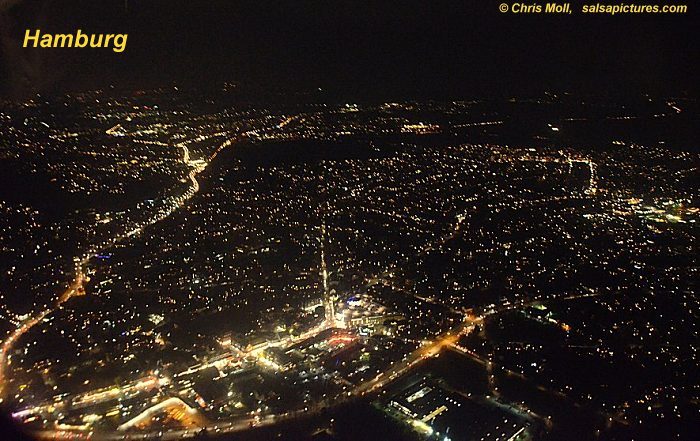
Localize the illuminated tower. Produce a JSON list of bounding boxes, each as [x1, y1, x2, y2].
[[320, 220, 335, 327]]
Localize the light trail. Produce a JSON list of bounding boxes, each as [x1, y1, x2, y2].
[[0, 130, 247, 402], [0, 266, 87, 398], [117, 397, 203, 431]]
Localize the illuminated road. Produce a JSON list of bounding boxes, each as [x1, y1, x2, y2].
[[517, 153, 598, 194], [353, 314, 482, 396], [0, 267, 87, 399], [18, 302, 482, 439], [0, 129, 250, 402], [117, 397, 207, 431]]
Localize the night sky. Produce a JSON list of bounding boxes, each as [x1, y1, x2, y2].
[[0, 0, 697, 98]]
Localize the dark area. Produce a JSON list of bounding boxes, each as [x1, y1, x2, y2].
[[0, 0, 698, 99]]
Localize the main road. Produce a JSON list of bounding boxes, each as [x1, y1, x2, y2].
[[0, 127, 255, 402]]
